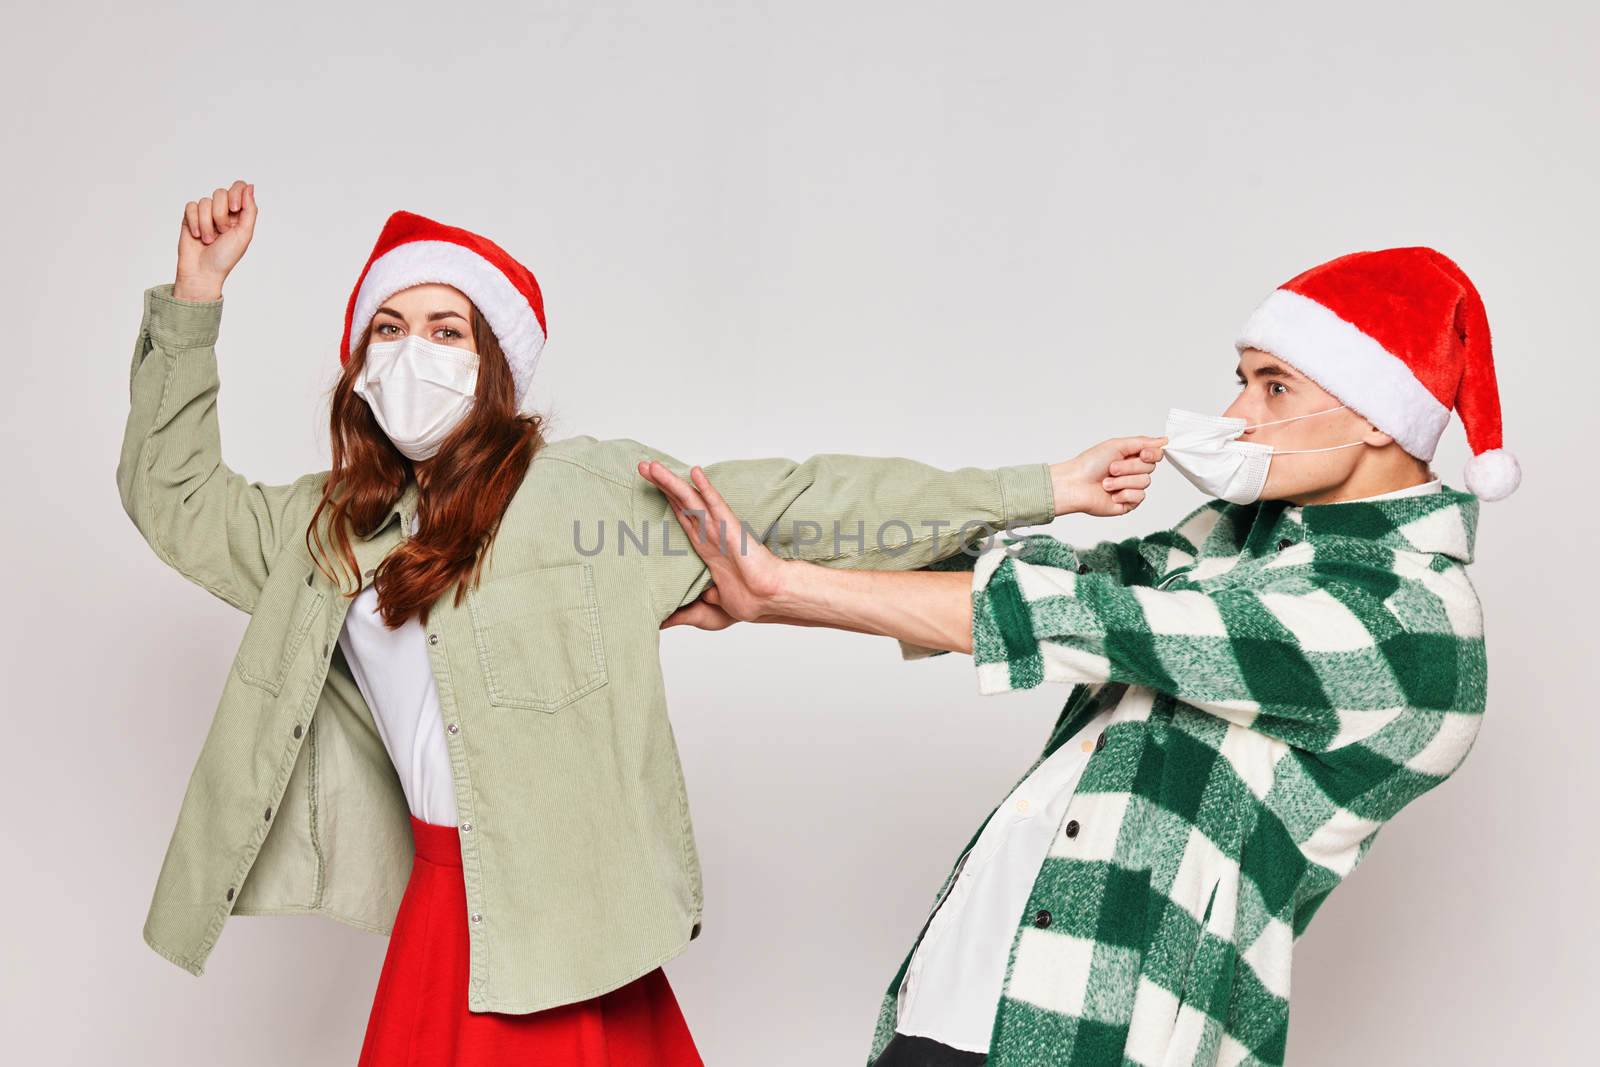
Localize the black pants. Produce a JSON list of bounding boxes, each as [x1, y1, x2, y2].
[[869, 1033, 987, 1067]]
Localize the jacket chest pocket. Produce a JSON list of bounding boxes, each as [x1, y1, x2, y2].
[[234, 567, 327, 695], [467, 563, 609, 712]]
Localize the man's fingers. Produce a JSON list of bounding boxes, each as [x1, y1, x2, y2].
[[658, 476, 704, 529], [663, 495, 699, 545], [652, 461, 704, 511], [688, 466, 730, 520], [654, 475, 710, 552], [647, 462, 739, 561], [665, 489, 719, 557], [687, 467, 743, 543], [642, 460, 704, 516], [661, 602, 735, 631], [667, 466, 742, 558], [642, 462, 733, 550]]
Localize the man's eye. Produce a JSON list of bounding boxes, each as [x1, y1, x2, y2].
[[1268, 381, 1287, 396]]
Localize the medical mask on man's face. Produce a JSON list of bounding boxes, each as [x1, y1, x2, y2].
[[353, 335, 480, 461], [1162, 403, 1365, 504]]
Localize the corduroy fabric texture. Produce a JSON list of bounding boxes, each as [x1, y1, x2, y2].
[[357, 814, 703, 1066], [117, 281, 1060, 1014]]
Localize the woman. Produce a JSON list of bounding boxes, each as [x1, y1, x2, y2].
[[117, 179, 1150, 1064]]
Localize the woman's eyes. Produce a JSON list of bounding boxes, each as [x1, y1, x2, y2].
[[373, 323, 463, 340]]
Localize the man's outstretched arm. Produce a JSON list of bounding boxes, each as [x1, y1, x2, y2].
[[628, 433, 1165, 624], [639, 461, 1102, 654], [767, 565, 976, 652], [642, 460, 1481, 759]]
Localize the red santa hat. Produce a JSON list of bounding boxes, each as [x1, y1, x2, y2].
[[340, 210, 547, 409], [1235, 246, 1520, 501]]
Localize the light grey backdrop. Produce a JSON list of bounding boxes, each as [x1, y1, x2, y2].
[[2, 2, 1593, 1064]]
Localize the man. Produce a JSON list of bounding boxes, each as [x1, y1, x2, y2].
[[641, 247, 1518, 1067]]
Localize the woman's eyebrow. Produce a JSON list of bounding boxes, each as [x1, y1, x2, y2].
[[374, 306, 469, 322]]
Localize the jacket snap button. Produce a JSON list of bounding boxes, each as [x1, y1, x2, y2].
[[447, 722, 460, 735], [293, 724, 303, 739], [428, 633, 439, 645], [226, 887, 235, 901], [1076, 563, 1090, 574], [1034, 909, 1052, 928], [264, 806, 272, 821], [1095, 732, 1107, 752], [460, 822, 473, 833], [470, 913, 483, 924], [364, 568, 376, 578], [1064, 819, 1080, 838], [1277, 538, 1293, 550]]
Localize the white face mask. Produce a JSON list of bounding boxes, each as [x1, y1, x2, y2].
[[1162, 403, 1365, 504], [353, 335, 479, 461]]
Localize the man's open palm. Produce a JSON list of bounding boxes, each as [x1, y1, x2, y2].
[[638, 460, 785, 630]]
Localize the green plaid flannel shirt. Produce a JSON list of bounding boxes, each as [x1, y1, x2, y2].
[[869, 486, 1486, 1067]]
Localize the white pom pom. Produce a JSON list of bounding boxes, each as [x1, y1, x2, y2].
[[1463, 448, 1521, 501]]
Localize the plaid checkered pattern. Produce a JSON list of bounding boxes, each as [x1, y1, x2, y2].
[[869, 486, 1487, 1067]]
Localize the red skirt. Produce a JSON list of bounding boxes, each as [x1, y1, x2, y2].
[[357, 813, 704, 1067]]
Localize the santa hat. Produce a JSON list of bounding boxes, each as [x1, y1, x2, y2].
[[1234, 246, 1520, 501], [340, 210, 547, 410]]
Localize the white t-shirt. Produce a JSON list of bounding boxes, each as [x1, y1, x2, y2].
[[894, 474, 1444, 1052], [335, 513, 458, 827]]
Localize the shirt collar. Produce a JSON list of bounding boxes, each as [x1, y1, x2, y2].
[[1287, 475, 1443, 510], [1242, 475, 1477, 564], [357, 478, 420, 542]]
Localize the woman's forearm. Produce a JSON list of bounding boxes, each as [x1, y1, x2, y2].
[[765, 562, 975, 653]]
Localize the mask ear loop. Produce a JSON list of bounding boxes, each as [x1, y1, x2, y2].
[[1242, 403, 1365, 453], [1242, 403, 1348, 432], [1270, 440, 1367, 455]]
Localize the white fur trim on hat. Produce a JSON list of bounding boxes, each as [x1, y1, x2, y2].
[[351, 239, 546, 405], [1463, 447, 1520, 501], [1235, 288, 1451, 461]]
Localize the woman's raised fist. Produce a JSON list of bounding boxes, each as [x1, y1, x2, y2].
[[174, 180, 258, 301]]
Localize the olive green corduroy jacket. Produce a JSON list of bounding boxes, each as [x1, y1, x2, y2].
[[115, 281, 1058, 1013]]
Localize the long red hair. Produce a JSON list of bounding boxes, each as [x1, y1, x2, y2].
[[305, 301, 545, 627]]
